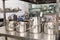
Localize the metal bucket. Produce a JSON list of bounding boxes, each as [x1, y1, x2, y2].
[[30, 17, 41, 34], [44, 22, 55, 35]]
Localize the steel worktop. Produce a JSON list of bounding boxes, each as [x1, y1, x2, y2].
[[0, 27, 56, 40]]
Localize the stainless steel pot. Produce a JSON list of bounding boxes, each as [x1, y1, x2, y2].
[[44, 22, 55, 35], [8, 21, 15, 31], [16, 22, 27, 37], [16, 21, 27, 33]]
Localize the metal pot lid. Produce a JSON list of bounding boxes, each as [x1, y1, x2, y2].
[[21, 0, 56, 4]]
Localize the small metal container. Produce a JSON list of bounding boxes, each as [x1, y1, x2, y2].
[[16, 21, 27, 33], [16, 21, 27, 37], [44, 22, 55, 35], [7, 21, 15, 31]]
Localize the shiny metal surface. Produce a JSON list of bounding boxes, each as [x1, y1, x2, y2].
[[0, 27, 56, 40], [44, 22, 56, 35], [8, 21, 15, 31], [5, 31, 16, 40], [30, 33, 55, 40], [30, 17, 41, 34], [16, 21, 27, 37], [16, 32, 27, 37], [16, 21, 27, 33]]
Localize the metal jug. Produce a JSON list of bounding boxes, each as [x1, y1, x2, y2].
[[29, 17, 41, 34]]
